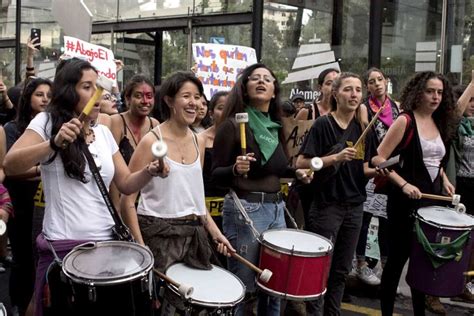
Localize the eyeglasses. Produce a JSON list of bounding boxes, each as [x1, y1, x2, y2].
[[248, 75, 275, 84], [102, 93, 116, 101]]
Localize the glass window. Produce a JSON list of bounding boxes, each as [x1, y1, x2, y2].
[[262, 1, 335, 102], [445, 0, 474, 86], [380, 0, 443, 98], [84, 0, 253, 22]]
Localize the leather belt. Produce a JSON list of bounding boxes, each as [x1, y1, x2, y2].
[[237, 191, 283, 204]]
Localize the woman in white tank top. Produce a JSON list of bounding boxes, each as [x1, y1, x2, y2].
[[121, 71, 233, 272]]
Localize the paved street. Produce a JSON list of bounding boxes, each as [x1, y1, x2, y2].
[[1, 258, 473, 315]]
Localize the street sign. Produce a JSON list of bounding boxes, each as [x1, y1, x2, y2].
[[210, 37, 225, 44]]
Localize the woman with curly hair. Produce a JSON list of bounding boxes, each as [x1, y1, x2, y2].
[[373, 71, 458, 315]]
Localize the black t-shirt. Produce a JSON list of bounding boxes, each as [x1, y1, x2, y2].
[[212, 118, 295, 193], [300, 115, 373, 207]]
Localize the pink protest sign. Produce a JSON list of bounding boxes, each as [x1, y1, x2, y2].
[[63, 36, 117, 80]]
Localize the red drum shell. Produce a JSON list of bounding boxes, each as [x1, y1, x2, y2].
[[257, 229, 333, 300]]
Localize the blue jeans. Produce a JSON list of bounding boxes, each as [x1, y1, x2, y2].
[[222, 194, 287, 316]]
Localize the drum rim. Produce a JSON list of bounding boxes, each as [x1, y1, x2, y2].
[[165, 263, 246, 307], [416, 208, 474, 231], [62, 241, 154, 286], [256, 281, 326, 301], [259, 228, 333, 257]]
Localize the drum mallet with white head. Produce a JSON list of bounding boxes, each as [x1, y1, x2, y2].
[[235, 113, 249, 178], [231, 252, 272, 283], [151, 140, 168, 173], [153, 268, 194, 299], [0, 219, 6, 236], [306, 157, 323, 177], [420, 193, 466, 213]]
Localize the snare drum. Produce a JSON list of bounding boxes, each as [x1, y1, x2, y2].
[[407, 206, 474, 296], [258, 228, 333, 300], [62, 241, 154, 315], [163, 263, 245, 315]]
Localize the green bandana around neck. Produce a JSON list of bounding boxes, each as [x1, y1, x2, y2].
[[245, 106, 281, 165], [459, 116, 474, 138]]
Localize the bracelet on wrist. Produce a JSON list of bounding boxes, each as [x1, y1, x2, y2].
[[232, 163, 239, 176], [26, 66, 35, 71], [400, 182, 408, 190], [49, 136, 61, 151]]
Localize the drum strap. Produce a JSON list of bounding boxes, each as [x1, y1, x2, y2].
[[83, 145, 134, 242], [230, 190, 261, 240], [46, 240, 62, 265]]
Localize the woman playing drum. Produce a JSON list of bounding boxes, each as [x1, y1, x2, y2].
[[372, 71, 458, 315], [296, 72, 377, 315], [212, 63, 309, 315], [120, 71, 233, 272], [3, 58, 163, 316]]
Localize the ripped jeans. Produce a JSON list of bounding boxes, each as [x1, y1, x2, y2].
[[222, 194, 286, 316]]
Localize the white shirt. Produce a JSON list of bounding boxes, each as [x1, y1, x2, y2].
[[137, 127, 206, 218], [28, 112, 118, 240], [420, 134, 445, 182]]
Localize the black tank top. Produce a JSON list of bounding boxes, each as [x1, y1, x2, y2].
[[118, 114, 154, 164]]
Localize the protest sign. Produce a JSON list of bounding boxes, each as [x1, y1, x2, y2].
[[281, 117, 314, 167], [192, 43, 257, 99], [63, 36, 117, 81]]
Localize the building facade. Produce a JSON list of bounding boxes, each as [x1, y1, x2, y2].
[[0, 0, 472, 99]]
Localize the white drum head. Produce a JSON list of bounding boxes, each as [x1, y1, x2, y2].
[[63, 241, 153, 285], [417, 206, 474, 229], [166, 263, 245, 307], [261, 228, 333, 256]]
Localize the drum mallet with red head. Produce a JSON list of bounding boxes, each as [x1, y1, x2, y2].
[[306, 157, 323, 177], [235, 113, 249, 178], [153, 268, 194, 299], [151, 140, 168, 173], [231, 252, 272, 283]]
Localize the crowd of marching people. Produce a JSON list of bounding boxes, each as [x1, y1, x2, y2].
[[0, 35, 473, 316]]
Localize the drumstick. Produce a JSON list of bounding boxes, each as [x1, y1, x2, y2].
[[421, 193, 460, 205], [230, 252, 272, 283], [306, 157, 323, 177], [464, 271, 474, 277], [151, 140, 168, 173], [153, 268, 194, 299], [353, 101, 388, 149], [235, 113, 249, 178], [61, 76, 115, 148], [0, 219, 6, 236]]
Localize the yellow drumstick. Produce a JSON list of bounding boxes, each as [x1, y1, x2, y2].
[[61, 76, 115, 148], [235, 113, 249, 178]]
